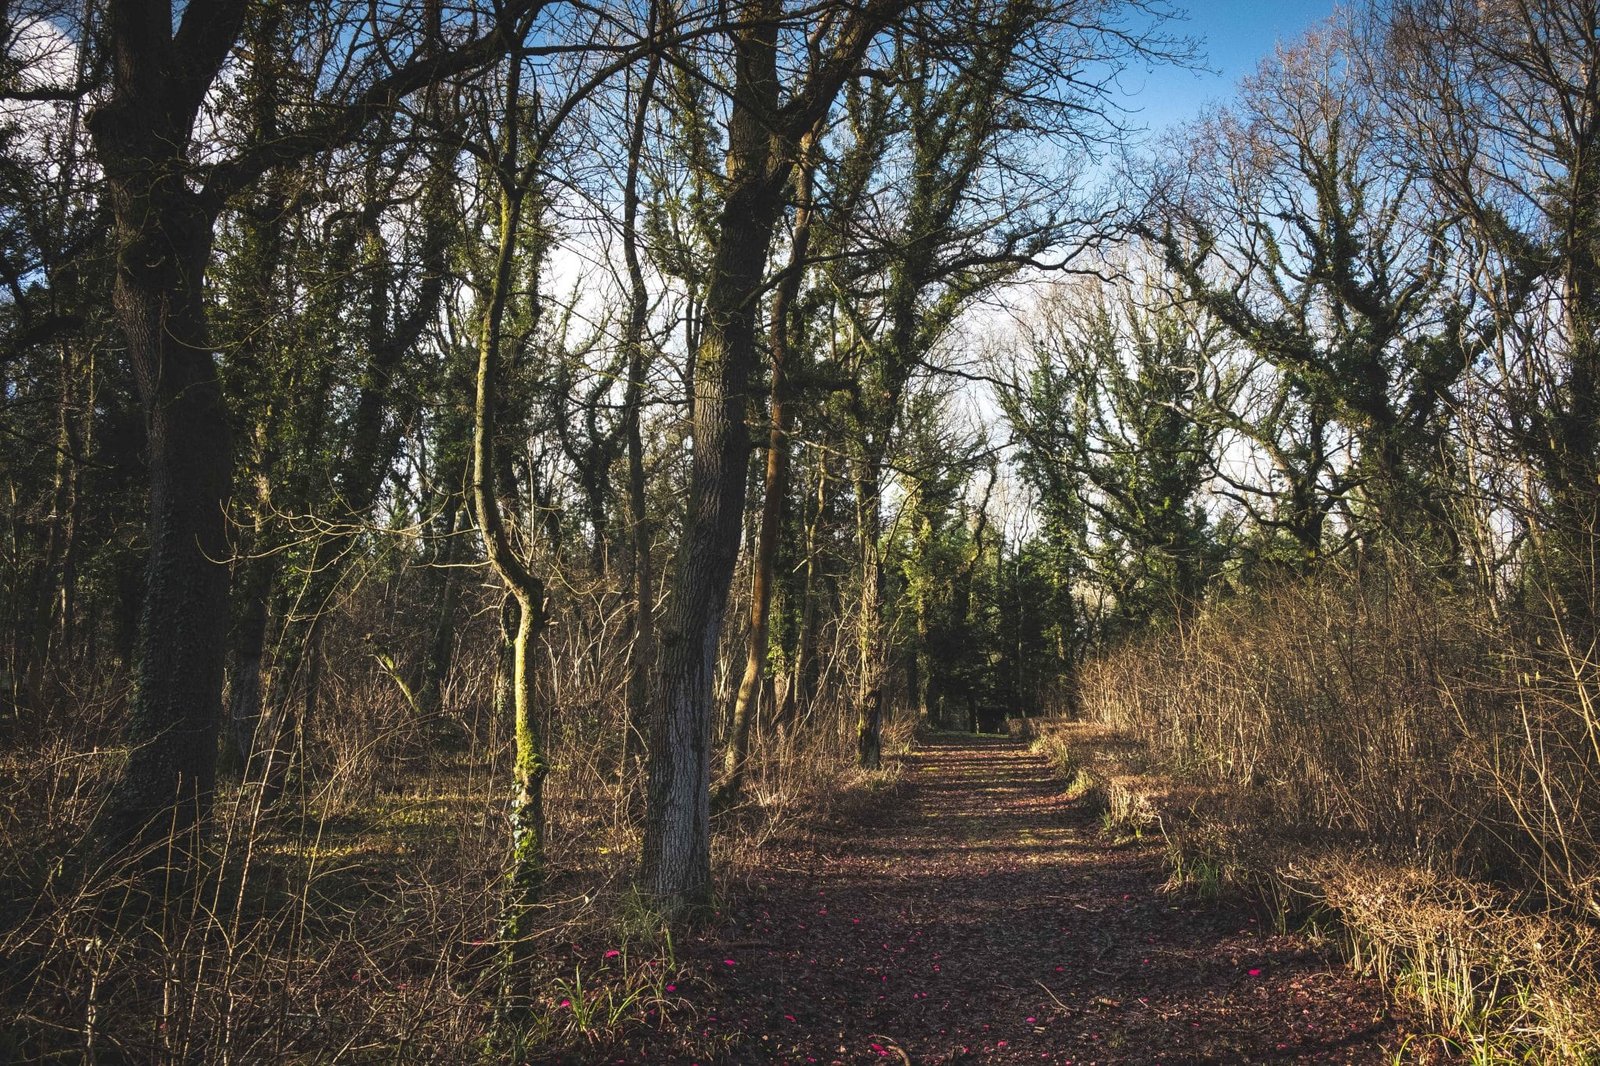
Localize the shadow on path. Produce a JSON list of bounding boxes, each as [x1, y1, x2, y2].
[[644, 735, 1441, 1065]]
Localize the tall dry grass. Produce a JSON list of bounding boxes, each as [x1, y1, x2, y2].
[[0, 572, 892, 1064], [1053, 562, 1600, 1061]]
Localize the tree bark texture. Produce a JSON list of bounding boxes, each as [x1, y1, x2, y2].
[[643, 0, 787, 916], [642, 0, 906, 918], [88, 0, 249, 864]]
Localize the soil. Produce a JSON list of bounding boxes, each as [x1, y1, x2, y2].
[[618, 735, 1449, 1065]]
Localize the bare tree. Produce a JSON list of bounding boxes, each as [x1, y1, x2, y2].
[[1384, 0, 1600, 612], [84, 0, 540, 873], [642, 0, 909, 918], [1139, 20, 1463, 559]]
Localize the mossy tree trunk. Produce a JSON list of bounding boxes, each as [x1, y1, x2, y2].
[[470, 50, 550, 1004], [643, 0, 908, 920]]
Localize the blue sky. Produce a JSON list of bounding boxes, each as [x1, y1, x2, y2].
[[1115, 0, 1340, 134]]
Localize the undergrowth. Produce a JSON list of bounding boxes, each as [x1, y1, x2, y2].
[[0, 611, 904, 1064], [1035, 562, 1600, 1064]]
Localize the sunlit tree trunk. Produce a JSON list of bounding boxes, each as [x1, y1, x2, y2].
[[471, 51, 549, 1002], [644, 0, 905, 917]]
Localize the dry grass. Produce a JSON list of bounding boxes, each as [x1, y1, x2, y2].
[[1036, 564, 1600, 1064], [0, 594, 891, 1064]]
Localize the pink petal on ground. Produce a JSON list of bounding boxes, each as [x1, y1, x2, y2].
[[1248, 968, 1262, 977]]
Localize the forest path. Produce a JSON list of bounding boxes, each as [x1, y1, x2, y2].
[[647, 734, 1441, 1066]]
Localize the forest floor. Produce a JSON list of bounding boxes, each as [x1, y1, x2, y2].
[[612, 734, 1448, 1066]]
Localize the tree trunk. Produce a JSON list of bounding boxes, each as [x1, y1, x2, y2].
[[777, 449, 828, 728], [472, 53, 552, 1007], [415, 492, 467, 721], [22, 341, 82, 717], [720, 142, 817, 800], [854, 463, 885, 770], [497, 596, 546, 972], [227, 560, 272, 771], [622, 44, 661, 781], [104, 225, 234, 863], [92, 112, 237, 865], [642, 180, 783, 912], [642, 0, 906, 918], [87, 0, 247, 867], [643, 0, 787, 916]]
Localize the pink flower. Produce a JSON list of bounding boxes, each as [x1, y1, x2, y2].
[[1026, 1016, 1036, 1023], [666, 984, 676, 992], [559, 999, 571, 1008], [605, 949, 620, 959], [1248, 968, 1262, 977], [723, 958, 736, 967]]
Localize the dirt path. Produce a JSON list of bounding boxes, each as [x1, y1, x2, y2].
[[640, 736, 1438, 1065]]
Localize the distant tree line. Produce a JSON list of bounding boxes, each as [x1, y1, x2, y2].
[[1007, 1, 1600, 658]]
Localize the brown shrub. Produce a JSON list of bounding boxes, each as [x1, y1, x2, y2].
[[1043, 563, 1600, 1061]]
